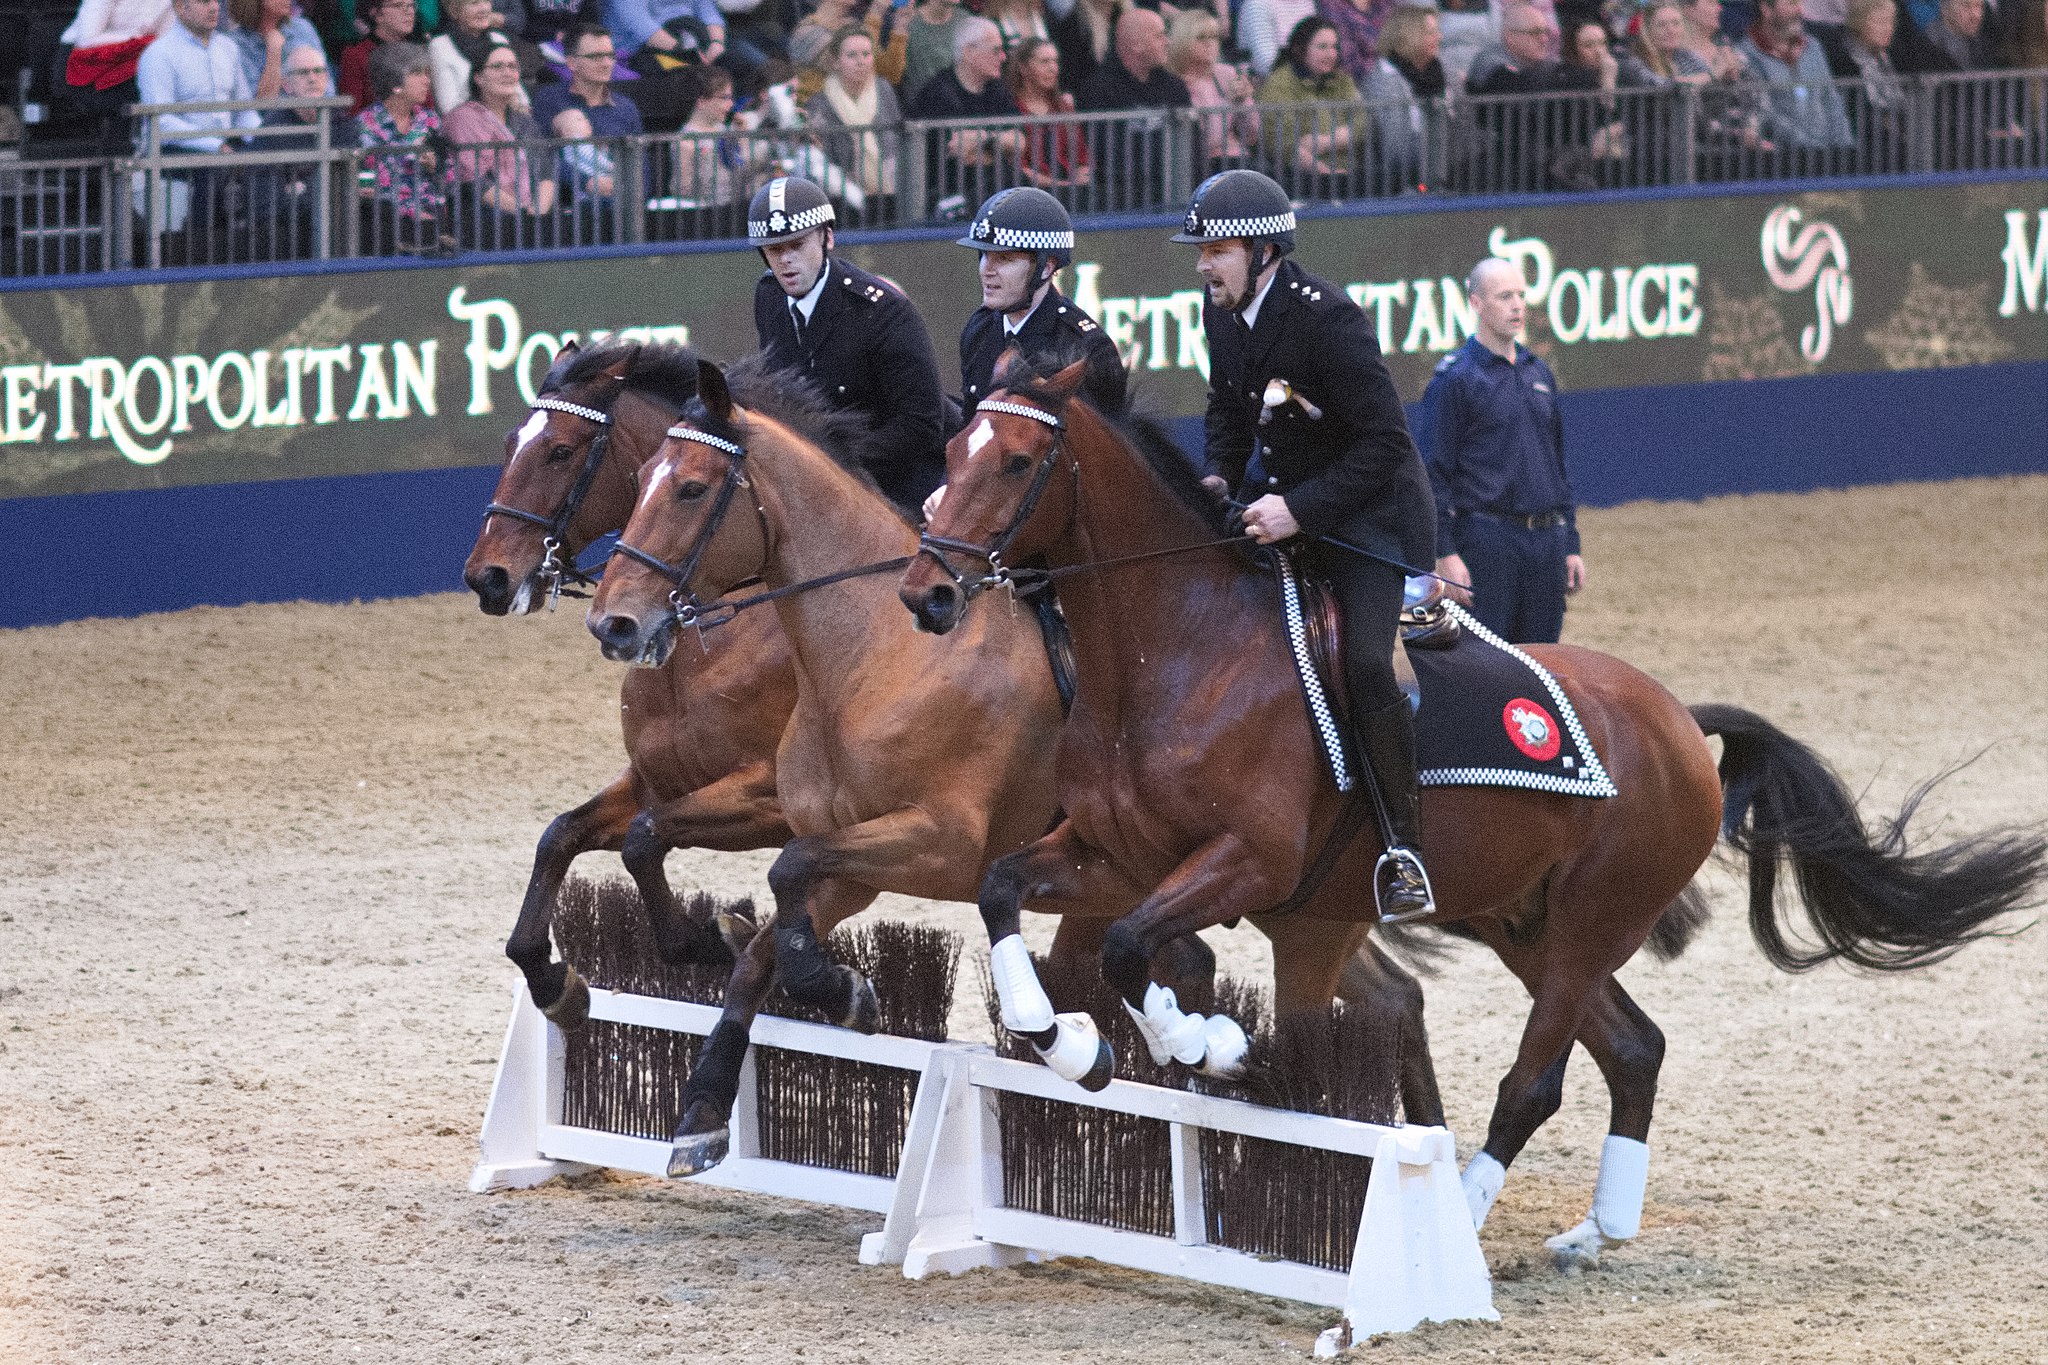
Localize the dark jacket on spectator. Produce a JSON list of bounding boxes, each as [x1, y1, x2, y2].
[[908, 65, 1021, 118], [1891, 12, 2004, 71], [1076, 52, 1191, 111]]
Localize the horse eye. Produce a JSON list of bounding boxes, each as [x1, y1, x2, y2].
[[545, 443, 575, 464], [1005, 452, 1031, 475], [677, 480, 710, 501]]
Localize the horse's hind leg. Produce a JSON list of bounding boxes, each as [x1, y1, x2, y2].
[[1542, 977, 1665, 1273], [1050, 919, 1218, 1006], [1337, 939, 1446, 1128], [622, 764, 788, 970], [505, 769, 639, 1027]]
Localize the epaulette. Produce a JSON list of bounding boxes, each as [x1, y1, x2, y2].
[[1286, 278, 1326, 305], [1058, 307, 1098, 334], [1434, 353, 1459, 373]]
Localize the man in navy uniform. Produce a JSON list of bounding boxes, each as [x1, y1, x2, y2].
[[749, 175, 947, 514], [1176, 169, 1439, 921], [1418, 257, 1586, 645], [956, 187, 1127, 423]]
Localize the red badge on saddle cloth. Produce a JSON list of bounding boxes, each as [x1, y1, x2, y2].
[[1502, 698, 1563, 762]]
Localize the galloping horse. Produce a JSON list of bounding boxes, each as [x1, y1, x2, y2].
[[461, 341, 797, 1023], [899, 359, 2043, 1267]]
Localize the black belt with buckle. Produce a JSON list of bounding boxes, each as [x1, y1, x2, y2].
[[1458, 509, 1568, 531]]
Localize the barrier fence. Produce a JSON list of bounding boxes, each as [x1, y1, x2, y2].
[[0, 69, 2042, 277]]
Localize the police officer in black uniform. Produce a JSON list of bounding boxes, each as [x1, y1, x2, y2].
[[1175, 169, 1440, 920], [957, 187, 1127, 423], [749, 175, 948, 514]]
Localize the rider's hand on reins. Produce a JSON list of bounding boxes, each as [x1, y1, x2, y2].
[[1241, 493, 1300, 545]]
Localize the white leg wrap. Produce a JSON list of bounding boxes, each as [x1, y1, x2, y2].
[[1122, 982, 1208, 1066], [1196, 1013, 1249, 1077], [1035, 1012, 1103, 1083], [990, 934, 1054, 1034], [1462, 1152, 1507, 1230], [1590, 1135, 1649, 1241]]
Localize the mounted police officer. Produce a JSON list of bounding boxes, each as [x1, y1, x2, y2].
[[956, 187, 1127, 424], [749, 175, 947, 515], [1175, 169, 1440, 921]]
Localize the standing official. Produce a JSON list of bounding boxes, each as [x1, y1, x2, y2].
[[1178, 169, 1439, 922], [750, 176, 948, 514], [1419, 258, 1586, 644], [957, 187, 1127, 423]]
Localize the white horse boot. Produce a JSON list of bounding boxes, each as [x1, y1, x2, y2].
[[1545, 1135, 1649, 1273], [989, 934, 1054, 1033], [1122, 982, 1210, 1066], [1195, 1012, 1249, 1077], [1462, 1151, 1507, 1230]]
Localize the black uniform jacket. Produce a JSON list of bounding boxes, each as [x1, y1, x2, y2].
[[1202, 258, 1436, 565], [754, 257, 947, 512], [959, 286, 1128, 423]]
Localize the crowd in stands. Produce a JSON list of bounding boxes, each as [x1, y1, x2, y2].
[[4, 0, 2044, 259]]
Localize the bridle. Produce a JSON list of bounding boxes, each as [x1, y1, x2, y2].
[[915, 398, 1073, 600], [605, 422, 771, 630], [480, 394, 617, 607]]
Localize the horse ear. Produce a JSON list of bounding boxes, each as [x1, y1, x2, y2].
[[697, 358, 733, 421], [991, 344, 1026, 387], [1044, 358, 1088, 403], [557, 339, 580, 361]]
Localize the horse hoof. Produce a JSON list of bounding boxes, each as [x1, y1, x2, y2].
[[840, 970, 881, 1034], [718, 909, 759, 956], [540, 966, 591, 1031], [1037, 1012, 1113, 1089], [1544, 1219, 1607, 1275], [1077, 1037, 1115, 1092], [667, 1125, 730, 1179]]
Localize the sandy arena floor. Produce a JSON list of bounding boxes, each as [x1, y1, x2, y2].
[[2, 476, 2044, 1364]]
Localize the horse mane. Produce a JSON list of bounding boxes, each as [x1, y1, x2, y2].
[[544, 338, 702, 412], [1000, 353, 1249, 556], [686, 352, 906, 524]]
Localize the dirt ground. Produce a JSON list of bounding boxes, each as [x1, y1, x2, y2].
[[2, 476, 2045, 1365]]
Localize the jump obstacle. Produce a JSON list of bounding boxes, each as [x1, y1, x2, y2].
[[470, 880, 1497, 1353]]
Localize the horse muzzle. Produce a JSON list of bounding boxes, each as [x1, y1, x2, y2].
[[588, 608, 676, 668], [900, 579, 965, 636]]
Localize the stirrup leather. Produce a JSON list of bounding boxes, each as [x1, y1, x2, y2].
[[1374, 846, 1436, 923]]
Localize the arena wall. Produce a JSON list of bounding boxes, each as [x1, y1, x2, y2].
[[3, 175, 2042, 628]]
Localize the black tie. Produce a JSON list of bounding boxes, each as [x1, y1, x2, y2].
[[790, 303, 807, 349]]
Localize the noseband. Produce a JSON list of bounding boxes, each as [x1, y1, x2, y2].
[[607, 423, 768, 630], [481, 394, 616, 605], [916, 399, 1072, 598]]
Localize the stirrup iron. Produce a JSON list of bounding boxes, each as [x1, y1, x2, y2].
[[1374, 846, 1436, 924]]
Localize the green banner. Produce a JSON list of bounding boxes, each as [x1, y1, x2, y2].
[[2, 178, 2042, 500]]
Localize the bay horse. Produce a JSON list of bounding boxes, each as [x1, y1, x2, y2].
[[898, 359, 2043, 1268], [583, 356, 1258, 1178], [461, 341, 797, 1025]]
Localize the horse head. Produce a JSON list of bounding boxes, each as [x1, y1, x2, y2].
[[900, 355, 1087, 635], [587, 358, 770, 668], [463, 340, 632, 616]]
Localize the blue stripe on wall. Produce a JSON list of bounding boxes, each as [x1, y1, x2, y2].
[[6, 360, 2044, 629]]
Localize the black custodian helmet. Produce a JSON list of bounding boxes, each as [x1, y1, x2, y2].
[[958, 187, 1076, 272], [748, 176, 836, 247], [1170, 169, 1297, 259]]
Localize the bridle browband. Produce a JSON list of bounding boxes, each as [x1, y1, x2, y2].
[[480, 394, 617, 605], [916, 399, 1073, 598], [606, 423, 768, 628]]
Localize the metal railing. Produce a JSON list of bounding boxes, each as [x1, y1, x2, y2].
[[1, 69, 2039, 278]]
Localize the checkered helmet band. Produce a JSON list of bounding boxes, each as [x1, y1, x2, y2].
[[1183, 208, 1296, 240], [749, 202, 835, 239], [969, 219, 1075, 252]]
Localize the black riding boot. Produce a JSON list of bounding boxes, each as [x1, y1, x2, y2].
[[1355, 696, 1435, 921]]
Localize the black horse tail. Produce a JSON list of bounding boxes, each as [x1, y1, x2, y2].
[[1690, 703, 2042, 973]]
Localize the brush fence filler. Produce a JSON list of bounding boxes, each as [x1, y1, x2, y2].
[[471, 979, 1498, 1351]]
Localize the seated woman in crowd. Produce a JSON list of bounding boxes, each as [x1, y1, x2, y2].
[[789, 0, 906, 88], [1619, 0, 1696, 84], [1824, 0, 1907, 154], [1360, 3, 1444, 186], [431, 0, 537, 114], [1170, 7, 1259, 172], [1258, 17, 1369, 183], [341, 0, 425, 109], [805, 26, 903, 205], [1004, 34, 1089, 188], [228, 0, 330, 99], [670, 61, 748, 205], [354, 40, 447, 250], [444, 39, 557, 244], [1560, 18, 1627, 170]]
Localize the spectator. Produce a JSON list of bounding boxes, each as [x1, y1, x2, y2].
[[1258, 16, 1368, 179], [1560, 18, 1628, 173], [1436, 0, 1502, 88], [1619, 0, 1695, 82], [136, 0, 258, 149], [671, 61, 748, 203], [1679, 0, 1748, 77], [1468, 3, 1604, 188], [248, 41, 351, 252], [1077, 7, 1190, 108], [1048, 0, 1120, 89], [986, 0, 1050, 53], [1467, 3, 1587, 89], [908, 15, 1021, 208], [1320, 0, 1399, 84], [1361, 3, 1444, 184], [354, 39, 446, 249], [445, 38, 557, 242], [533, 23, 645, 134], [549, 104, 618, 240], [431, 0, 534, 114], [806, 25, 902, 200], [341, 0, 424, 109], [712, 0, 790, 82], [1893, 0, 2003, 68], [1238, 0, 1317, 76], [227, 0, 328, 98], [1005, 34, 1092, 185], [58, 0, 174, 126], [605, 0, 725, 75], [1827, 0, 1906, 153], [790, 0, 907, 87], [1738, 0, 1855, 156], [1170, 7, 1259, 167], [904, 0, 971, 101]]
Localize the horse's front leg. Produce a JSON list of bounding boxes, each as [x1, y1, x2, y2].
[[981, 821, 1146, 1091], [505, 769, 639, 1028], [621, 764, 789, 969]]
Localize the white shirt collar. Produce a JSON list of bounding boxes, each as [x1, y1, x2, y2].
[[1239, 265, 1281, 331], [1003, 288, 1048, 337], [790, 264, 831, 322]]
